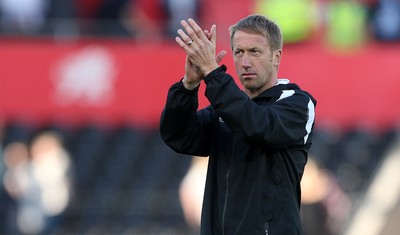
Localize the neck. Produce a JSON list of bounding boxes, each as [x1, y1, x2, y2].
[[245, 77, 277, 98]]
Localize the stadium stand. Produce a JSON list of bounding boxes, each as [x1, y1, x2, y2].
[[0, 121, 398, 234]]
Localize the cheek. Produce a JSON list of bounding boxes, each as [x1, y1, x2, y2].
[[260, 60, 273, 72], [234, 59, 241, 72]]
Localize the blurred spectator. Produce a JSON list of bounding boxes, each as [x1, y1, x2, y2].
[[128, 0, 165, 41], [371, 0, 400, 41], [76, 0, 102, 19], [45, 0, 79, 39], [75, 0, 166, 40], [161, 0, 202, 39], [2, 131, 72, 235], [359, 0, 379, 21], [325, 0, 368, 51], [81, 0, 133, 37], [1, 141, 28, 234], [301, 157, 352, 235], [28, 131, 72, 233], [179, 156, 208, 232], [0, 0, 48, 35], [255, 0, 319, 44]]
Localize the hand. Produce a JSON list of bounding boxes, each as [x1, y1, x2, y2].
[[176, 19, 227, 78], [182, 55, 202, 90], [181, 28, 211, 90], [182, 51, 227, 90]]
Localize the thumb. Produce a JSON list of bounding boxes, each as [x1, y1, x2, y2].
[[210, 24, 217, 45], [216, 50, 227, 63]]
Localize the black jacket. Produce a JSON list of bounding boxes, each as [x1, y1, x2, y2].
[[160, 66, 317, 235]]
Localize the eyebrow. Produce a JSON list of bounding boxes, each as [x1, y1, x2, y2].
[[233, 46, 262, 51]]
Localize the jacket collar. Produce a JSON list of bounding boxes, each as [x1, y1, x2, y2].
[[275, 78, 290, 85], [253, 79, 300, 100]]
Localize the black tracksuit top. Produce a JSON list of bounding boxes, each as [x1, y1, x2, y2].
[[160, 65, 317, 235]]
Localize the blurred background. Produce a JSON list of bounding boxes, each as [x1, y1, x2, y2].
[[0, 0, 399, 234]]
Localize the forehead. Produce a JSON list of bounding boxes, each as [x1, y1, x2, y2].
[[232, 30, 270, 49]]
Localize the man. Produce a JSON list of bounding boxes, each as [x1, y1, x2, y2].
[[160, 14, 317, 235]]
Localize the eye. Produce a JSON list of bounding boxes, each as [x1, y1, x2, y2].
[[234, 50, 243, 56], [250, 49, 261, 55]]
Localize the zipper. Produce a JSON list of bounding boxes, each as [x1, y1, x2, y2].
[[221, 167, 231, 235], [265, 222, 269, 235]]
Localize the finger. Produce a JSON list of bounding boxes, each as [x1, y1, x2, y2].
[[180, 20, 199, 42], [216, 50, 227, 63], [203, 30, 213, 40], [210, 24, 217, 45], [175, 36, 190, 48], [187, 18, 208, 41], [177, 28, 193, 45]]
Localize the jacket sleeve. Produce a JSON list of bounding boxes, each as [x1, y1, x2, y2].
[[204, 66, 316, 148], [160, 80, 213, 156]]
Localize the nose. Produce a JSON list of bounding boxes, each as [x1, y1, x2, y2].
[[241, 54, 251, 68]]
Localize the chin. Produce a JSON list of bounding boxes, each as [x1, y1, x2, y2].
[[242, 81, 256, 89]]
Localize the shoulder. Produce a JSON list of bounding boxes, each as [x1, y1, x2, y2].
[[280, 82, 317, 105]]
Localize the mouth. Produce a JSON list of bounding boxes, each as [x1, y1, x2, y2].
[[241, 73, 256, 79]]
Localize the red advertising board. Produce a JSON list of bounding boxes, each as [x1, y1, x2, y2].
[[0, 39, 399, 130]]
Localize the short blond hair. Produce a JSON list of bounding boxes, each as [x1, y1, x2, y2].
[[229, 14, 283, 51]]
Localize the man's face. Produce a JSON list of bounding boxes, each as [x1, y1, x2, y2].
[[232, 30, 281, 97]]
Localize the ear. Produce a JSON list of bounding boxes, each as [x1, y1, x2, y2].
[[272, 49, 282, 65]]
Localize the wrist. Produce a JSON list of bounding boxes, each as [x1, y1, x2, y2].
[[182, 77, 200, 90], [202, 63, 220, 77]]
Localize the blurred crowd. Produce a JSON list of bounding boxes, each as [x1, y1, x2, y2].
[[0, 122, 396, 235], [255, 0, 400, 51], [0, 0, 201, 41], [0, 128, 72, 235], [0, 0, 399, 46]]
